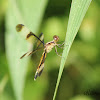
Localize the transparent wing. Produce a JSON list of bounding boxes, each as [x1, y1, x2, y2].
[[20, 47, 44, 59], [16, 24, 44, 59], [36, 32, 44, 48], [16, 24, 44, 45]]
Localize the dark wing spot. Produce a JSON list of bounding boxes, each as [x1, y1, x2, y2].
[[16, 24, 24, 32], [26, 32, 33, 39]]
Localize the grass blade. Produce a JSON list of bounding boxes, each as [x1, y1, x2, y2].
[[5, 0, 48, 100], [53, 0, 92, 100]]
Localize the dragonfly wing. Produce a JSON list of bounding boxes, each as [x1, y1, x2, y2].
[[36, 32, 44, 48], [34, 50, 47, 80], [20, 47, 44, 59], [16, 24, 44, 45]]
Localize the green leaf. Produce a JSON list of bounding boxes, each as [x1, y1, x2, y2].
[[5, 0, 48, 100], [53, 0, 92, 100]]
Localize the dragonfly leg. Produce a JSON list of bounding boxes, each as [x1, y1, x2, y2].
[[57, 42, 65, 48], [55, 46, 62, 57], [57, 42, 69, 48]]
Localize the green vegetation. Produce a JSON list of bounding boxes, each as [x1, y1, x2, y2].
[[0, 0, 100, 100]]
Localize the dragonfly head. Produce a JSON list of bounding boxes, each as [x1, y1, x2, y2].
[[53, 35, 59, 43]]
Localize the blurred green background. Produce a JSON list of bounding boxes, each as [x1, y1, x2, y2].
[[0, 0, 100, 100]]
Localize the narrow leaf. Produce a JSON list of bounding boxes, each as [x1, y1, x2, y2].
[[5, 0, 48, 100], [53, 0, 92, 100]]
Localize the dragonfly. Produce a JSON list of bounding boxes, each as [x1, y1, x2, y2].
[[16, 24, 64, 80]]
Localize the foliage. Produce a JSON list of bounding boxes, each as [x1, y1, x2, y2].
[[0, 0, 100, 100]]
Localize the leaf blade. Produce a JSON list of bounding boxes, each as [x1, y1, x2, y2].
[[53, 0, 92, 100], [5, 0, 48, 100]]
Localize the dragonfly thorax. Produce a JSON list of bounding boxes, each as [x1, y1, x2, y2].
[[45, 41, 56, 53]]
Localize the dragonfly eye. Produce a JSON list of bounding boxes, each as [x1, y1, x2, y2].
[[53, 35, 59, 42]]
